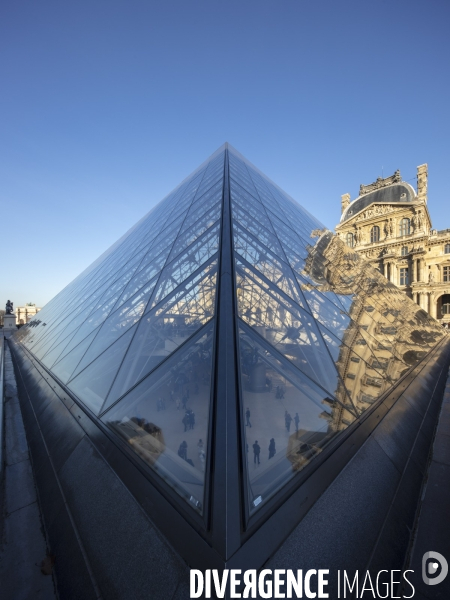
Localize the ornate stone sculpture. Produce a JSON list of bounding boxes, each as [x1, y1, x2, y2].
[[5, 300, 14, 314], [389, 218, 396, 237], [359, 170, 401, 196], [417, 210, 424, 230], [355, 204, 396, 222]]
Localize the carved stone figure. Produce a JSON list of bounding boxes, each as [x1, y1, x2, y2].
[[389, 219, 395, 237], [429, 272, 434, 283], [5, 300, 14, 314], [412, 212, 420, 232], [417, 210, 424, 230]]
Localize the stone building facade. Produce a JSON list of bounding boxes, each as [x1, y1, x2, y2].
[[335, 164, 450, 326]]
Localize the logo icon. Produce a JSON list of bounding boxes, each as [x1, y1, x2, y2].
[[422, 551, 448, 585]]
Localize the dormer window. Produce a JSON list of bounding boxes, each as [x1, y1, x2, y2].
[[346, 232, 354, 248], [445, 243, 450, 254]]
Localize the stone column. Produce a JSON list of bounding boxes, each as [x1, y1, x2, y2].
[[413, 292, 418, 305], [430, 295, 437, 319], [383, 262, 388, 279], [419, 292, 427, 312], [410, 258, 416, 283], [419, 258, 425, 282]]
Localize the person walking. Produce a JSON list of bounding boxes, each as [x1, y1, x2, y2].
[[268, 438, 276, 459], [253, 440, 261, 465], [178, 441, 188, 461], [285, 411, 292, 433], [182, 412, 189, 432], [294, 412, 300, 433], [245, 407, 252, 428]]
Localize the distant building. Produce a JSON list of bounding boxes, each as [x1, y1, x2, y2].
[[335, 164, 450, 326], [16, 304, 41, 325]]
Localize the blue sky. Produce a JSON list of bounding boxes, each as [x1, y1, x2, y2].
[[1, 0, 449, 307]]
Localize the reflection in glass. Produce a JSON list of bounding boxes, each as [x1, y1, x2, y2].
[[102, 324, 215, 514], [228, 147, 445, 514], [16, 145, 447, 521], [238, 325, 344, 513], [106, 258, 218, 407], [68, 325, 137, 414], [149, 224, 220, 310], [235, 258, 341, 397]]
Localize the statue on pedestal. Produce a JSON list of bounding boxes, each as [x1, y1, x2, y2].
[[5, 300, 14, 314]]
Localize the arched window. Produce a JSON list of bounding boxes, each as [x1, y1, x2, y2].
[[445, 243, 450, 254], [401, 246, 408, 256], [370, 226, 380, 243], [441, 294, 450, 316], [399, 218, 411, 236], [346, 232, 354, 248]]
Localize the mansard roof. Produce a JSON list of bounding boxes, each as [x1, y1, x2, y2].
[[340, 181, 417, 223]]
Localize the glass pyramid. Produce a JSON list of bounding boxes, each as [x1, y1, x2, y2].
[[15, 144, 445, 522]]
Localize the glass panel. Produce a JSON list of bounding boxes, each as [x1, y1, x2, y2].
[[101, 323, 215, 514], [68, 276, 157, 382], [32, 297, 103, 361], [192, 177, 223, 208], [231, 201, 286, 260], [238, 325, 352, 513], [235, 254, 306, 315], [38, 328, 78, 369], [168, 201, 221, 263], [51, 329, 100, 384], [114, 246, 170, 309], [233, 224, 306, 309], [149, 225, 220, 310], [67, 326, 137, 414], [235, 264, 342, 398], [49, 290, 123, 366], [296, 280, 351, 340], [107, 258, 218, 405]]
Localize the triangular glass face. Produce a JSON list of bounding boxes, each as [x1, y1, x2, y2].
[[101, 323, 215, 514], [227, 146, 445, 515], [238, 325, 349, 513], [21, 147, 225, 419]]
